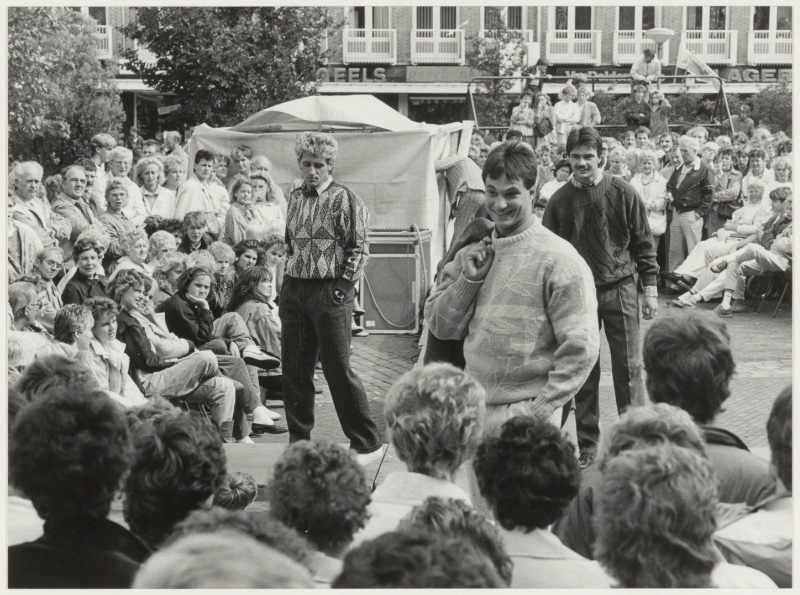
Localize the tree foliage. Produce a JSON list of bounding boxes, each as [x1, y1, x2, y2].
[[465, 9, 529, 130], [121, 8, 342, 128], [8, 7, 125, 172], [751, 81, 792, 134]]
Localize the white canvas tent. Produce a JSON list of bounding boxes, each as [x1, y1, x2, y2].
[[189, 95, 473, 275]]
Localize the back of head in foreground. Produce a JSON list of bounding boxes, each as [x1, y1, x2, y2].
[[384, 363, 485, 481], [268, 438, 371, 556], [10, 387, 132, 522], [594, 444, 719, 588], [332, 529, 505, 588], [133, 531, 314, 589], [473, 415, 579, 532], [123, 410, 227, 550], [643, 311, 735, 424], [213, 472, 258, 511], [14, 354, 97, 401], [399, 496, 512, 586]]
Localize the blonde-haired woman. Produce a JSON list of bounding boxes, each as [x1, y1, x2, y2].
[[137, 156, 176, 218], [553, 85, 581, 146]]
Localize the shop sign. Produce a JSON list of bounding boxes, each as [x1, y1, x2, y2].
[[316, 65, 407, 83], [157, 104, 181, 115], [554, 65, 791, 83]]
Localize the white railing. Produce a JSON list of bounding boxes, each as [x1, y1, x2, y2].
[[95, 25, 112, 59], [343, 28, 397, 64], [411, 29, 465, 65], [133, 40, 157, 65], [545, 30, 602, 65], [481, 29, 535, 43], [748, 30, 792, 66], [681, 30, 738, 65], [613, 31, 670, 66]]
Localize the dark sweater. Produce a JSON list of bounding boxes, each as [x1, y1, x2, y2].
[[61, 270, 108, 305], [542, 174, 659, 289]]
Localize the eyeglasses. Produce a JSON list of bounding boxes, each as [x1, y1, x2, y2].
[[41, 259, 63, 267], [28, 301, 43, 310]]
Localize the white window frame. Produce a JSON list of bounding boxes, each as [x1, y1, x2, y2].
[[346, 7, 392, 30], [683, 6, 730, 31], [76, 6, 108, 25], [548, 6, 595, 31], [479, 7, 528, 32], [412, 6, 460, 30], [615, 6, 662, 30], [750, 5, 790, 31]]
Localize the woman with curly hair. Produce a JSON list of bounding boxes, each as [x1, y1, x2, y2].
[[473, 415, 609, 588], [107, 227, 152, 282], [147, 230, 178, 263], [250, 172, 285, 236], [269, 439, 371, 587], [351, 364, 484, 546], [508, 90, 536, 146], [151, 251, 188, 308], [137, 155, 176, 218], [224, 178, 264, 247], [232, 239, 264, 283], [162, 153, 188, 194]]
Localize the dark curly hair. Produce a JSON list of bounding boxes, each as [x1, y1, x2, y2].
[[213, 472, 258, 511], [399, 497, 512, 585], [14, 354, 98, 401], [107, 267, 147, 309], [643, 312, 735, 424], [124, 395, 181, 432], [767, 385, 792, 491], [482, 140, 538, 190], [124, 411, 227, 549], [594, 445, 718, 588], [474, 415, 579, 531], [268, 439, 370, 554], [164, 508, 315, 571], [333, 529, 504, 588], [10, 387, 132, 521], [226, 265, 272, 313]]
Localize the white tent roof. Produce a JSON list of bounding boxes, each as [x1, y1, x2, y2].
[[229, 95, 426, 133]]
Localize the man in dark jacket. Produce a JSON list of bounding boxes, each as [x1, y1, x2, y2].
[[665, 135, 715, 271]]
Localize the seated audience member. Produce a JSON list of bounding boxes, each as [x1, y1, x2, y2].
[[213, 472, 258, 511], [107, 227, 152, 281], [7, 218, 44, 281], [269, 439, 371, 586], [208, 241, 236, 309], [29, 246, 64, 332], [10, 161, 71, 249], [56, 225, 110, 294], [110, 269, 237, 440], [124, 410, 227, 549], [151, 251, 188, 308], [333, 529, 505, 588], [138, 156, 176, 219], [227, 266, 283, 358], [98, 178, 137, 273], [105, 146, 147, 225], [148, 229, 178, 262], [761, 155, 792, 210], [84, 297, 148, 407], [9, 281, 51, 336], [178, 210, 213, 254], [260, 233, 287, 300], [162, 153, 188, 194], [134, 531, 314, 589], [474, 416, 609, 588], [399, 496, 512, 586], [51, 164, 96, 266], [595, 444, 776, 588], [8, 388, 149, 588], [52, 303, 94, 359], [643, 312, 775, 504], [714, 386, 792, 588], [537, 159, 571, 202], [225, 177, 264, 247], [741, 148, 775, 202], [185, 249, 227, 316], [61, 238, 108, 305], [351, 364, 485, 546], [175, 149, 227, 240], [249, 155, 288, 214]]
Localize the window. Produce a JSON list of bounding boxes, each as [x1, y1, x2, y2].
[[483, 7, 524, 31], [754, 6, 792, 30], [507, 7, 523, 30], [552, 7, 593, 30], [618, 6, 657, 30], [416, 6, 457, 30], [72, 6, 107, 25], [686, 6, 727, 31], [349, 7, 391, 29]]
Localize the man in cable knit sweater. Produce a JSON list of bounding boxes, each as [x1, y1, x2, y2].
[[425, 141, 599, 512], [543, 126, 659, 468]]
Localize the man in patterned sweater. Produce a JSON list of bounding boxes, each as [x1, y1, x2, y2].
[[280, 132, 384, 465], [543, 126, 659, 468]]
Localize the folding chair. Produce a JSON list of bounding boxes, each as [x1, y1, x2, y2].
[[772, 270, 792, 318]]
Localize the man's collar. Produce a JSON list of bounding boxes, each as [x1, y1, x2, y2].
[[569, 169, 604, 189], [303, 177, 334, 195]]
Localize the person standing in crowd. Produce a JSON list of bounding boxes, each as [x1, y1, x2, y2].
[[141, 139, 161, 159], [163, 130, 188, 160], [175, 149, 227, 240], [162, 154, 188, 195], [553, 84, 580, 147], [665, 135, 715, 271], [543, 127, 658, 468], [630, 150, 669, 268], [741, 148, 775, 203], [227, 145, 254, 195], [727, 104, 755, 138], [576, 87, 601, 128], [426, 141, 599, 508], [532, 93, 557, 150], [647, 91, 671, 139], [51, 164, 96, 267], [137, 156, 177, 219], [623, 85, 650, 132], [105, 147, 147, 226], [435, 153, 487, 247], [11, 161, 72, 250], [281, 131, 384, 465], [508, 90, 536, 146], [125, 126, 143, 157], [706, 148, 744, 237], [250, 155, 287, 217], [89, 133, 116, 212]]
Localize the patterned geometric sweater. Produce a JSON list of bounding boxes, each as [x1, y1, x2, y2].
[[425, 218, 599, 419], [543, 173, 659, 289], [284, 178, 369, 287]]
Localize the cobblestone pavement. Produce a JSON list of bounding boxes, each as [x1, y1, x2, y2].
[[253, 294, 792, 451]]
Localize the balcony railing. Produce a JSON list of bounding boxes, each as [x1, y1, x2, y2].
[[481, 29, 535, 43], [95, 25, 112, 59], [411, 29, 465, 65], [343, 28, 397, 64], [748, 30, 792, 66], [133, 40, 157, 65], [681, 30, 738, 65], [613, 31, 670, 66], [545, 30, 602, 65]]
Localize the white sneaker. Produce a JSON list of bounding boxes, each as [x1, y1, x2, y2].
[[236, 437, 256, 444], [354, 444, 388, 466], [242, 345, 280, 370], [252, 405, 281, 423]]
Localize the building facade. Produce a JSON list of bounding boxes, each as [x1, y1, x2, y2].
[[87, 5, 792, 130]]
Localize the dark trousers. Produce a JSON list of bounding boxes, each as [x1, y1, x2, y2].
[[279, 277, 382, 453], [216, 354, 260, 440], [563, 281, 647, 453]]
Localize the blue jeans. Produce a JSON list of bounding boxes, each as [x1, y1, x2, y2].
[[565, 281, 647, 453], [279, 277, 382, 453]]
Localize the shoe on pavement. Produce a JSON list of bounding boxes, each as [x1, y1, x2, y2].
[[354, 444, 388, 467], [236, 437, 256, 444], [242, 345, 281, 370], [578, 450, 595, 469], [263, 399, 284, 408], [251, 422, 289, 434], [252, 405, 281, 423], [353, 328, 369, 337], [713, 305, 733, 318], [730, 301, 748, 313]]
